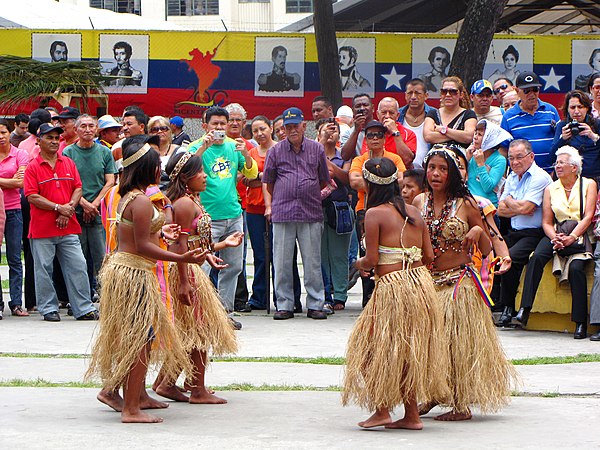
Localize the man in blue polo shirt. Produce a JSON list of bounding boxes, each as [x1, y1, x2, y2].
[[501, 71, 560, 171]]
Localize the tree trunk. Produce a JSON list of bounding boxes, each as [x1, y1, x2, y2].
[[449, 0, 508, 89], [313, 0, 342, 111]]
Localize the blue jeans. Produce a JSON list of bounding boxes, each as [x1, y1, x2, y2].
[[31, 234, 95, 318], [3, 209, 23, 309], [77, 218, 106, 295]]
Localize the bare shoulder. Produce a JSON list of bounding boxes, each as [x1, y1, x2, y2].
[[412, 193, 425, 209], [405, 204, 424, 224]]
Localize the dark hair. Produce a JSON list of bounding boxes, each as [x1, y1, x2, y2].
[[494, 77, 514, 87], [271, 45, 287, 59], [273, 115, 283, 125], [509, 138, 533, 154], [423, 146, 470, 200], [315, 118, 340, 134], [502, 45, 519, 63], [123, 110, 148, 130], [589, 48, 600, 68], [251, 115, 272, 127], [428, 46, 451, 66], [442, 76, 471, 110], [352, 93, 371, 107], [204, 106, 229, 123], [28, 108, 52, 134], [124, 105, 145, 114], [406, 78, 427, 91], [119, 135, 160, 196], [339, 45, 358, 63], [165, 152, 204, 202], [588, 73, 600, 92], [403, 168, 425, 191], [50, 41, 67, 57], [0, 118, 12, 132], [14, 113, 29, 125], [113, 41, 132, 59], [364, 157, 414, 225], [312, 96, 332, 108], [562, 90, 595, 126]]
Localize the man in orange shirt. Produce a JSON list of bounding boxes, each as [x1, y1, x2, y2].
[[349, 120, 405, 306]]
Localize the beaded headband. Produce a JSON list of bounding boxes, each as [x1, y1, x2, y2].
[[169, 152, 193, 181], [423, 144, 463, 170], [122, 143, 151, 168], [362, 163, 398, 185]]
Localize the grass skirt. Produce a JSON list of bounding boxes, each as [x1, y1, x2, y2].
[[168, 262, 238, 356], [434, 271, 519, 414], [342, 266, 450, 411], [85, 252, 191, 389]]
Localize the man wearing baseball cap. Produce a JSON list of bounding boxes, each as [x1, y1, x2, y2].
[[500, 71, 560, 171], [471, 79, 503, 125], [57, 106, 81, 151], [96, 114, 122, 150], [24, 123, 98, 322], [263, 107, 331, 320], [169, 116, 190, 146]]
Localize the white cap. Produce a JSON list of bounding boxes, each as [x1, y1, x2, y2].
[[336, 105, 353, 119]]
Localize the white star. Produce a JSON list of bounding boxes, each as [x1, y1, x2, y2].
[[540, 67, 564, 91], [381, 66, 405, 91]]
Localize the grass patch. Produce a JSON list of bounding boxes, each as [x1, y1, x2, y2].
[[1, 279, 8, 290], [511, 353, 600, 365], [0, 378, 100, 388], [215, 356, 345, 365], [0, 352, 87, 359]]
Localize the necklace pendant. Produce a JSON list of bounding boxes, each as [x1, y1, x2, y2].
[[433, 219, 439, 226]]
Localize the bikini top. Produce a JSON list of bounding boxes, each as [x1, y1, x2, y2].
[[116, 191, 165, 235], [187, 196, 213, 252], [422, 194, 469, 246], [377, 218, 422, 266]]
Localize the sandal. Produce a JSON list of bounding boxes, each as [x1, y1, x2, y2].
[[333, 303, 345, 311], [11, 306, 30, 317]]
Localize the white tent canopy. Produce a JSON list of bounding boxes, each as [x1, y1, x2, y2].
[[0, 0, 181, 30]]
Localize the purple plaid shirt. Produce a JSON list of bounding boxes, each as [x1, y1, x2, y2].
[[263, 137, 330, 223]]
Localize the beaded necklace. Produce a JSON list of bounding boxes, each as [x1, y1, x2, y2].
[[423, 191, 464, 260], [184, 192, 214, 252]]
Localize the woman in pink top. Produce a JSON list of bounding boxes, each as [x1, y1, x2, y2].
[[0, 119, 30, 317]]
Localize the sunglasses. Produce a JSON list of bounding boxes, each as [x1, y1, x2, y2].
[[522, 87, 540, 94], [440, 88, 459, 96], [150, 126, 170, 133], [493, 84, 508, 94], [366, 131, 385, 139]]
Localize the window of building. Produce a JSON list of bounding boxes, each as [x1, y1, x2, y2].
[[286, 0, 312, 13], [167, 0, 219, 16], [239, 0, 270, 3], [90, 0, 141, 15]]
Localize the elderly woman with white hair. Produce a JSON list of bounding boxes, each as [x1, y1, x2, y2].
[[516, 146, 597, 338]]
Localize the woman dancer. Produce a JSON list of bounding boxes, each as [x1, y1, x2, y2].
[[414, 145, 517, 421], [153, 152, 240, 404], [86, 135, 205, 423], [342, 157, 448, 429]]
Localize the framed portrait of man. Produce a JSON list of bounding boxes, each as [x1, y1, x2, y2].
[[255, 37, 304, 97], [99, 34, 149, 94], [32, 33, 81, 63]]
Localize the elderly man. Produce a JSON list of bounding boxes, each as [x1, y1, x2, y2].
[[501, 71, 560, 171], [471, 79, 503, 125], [496, 139, 552, 327], [24, 124, 98, 322], [263, 107, 330, 320], [57, 106, 80, 151], [375, 96, 417, 168]]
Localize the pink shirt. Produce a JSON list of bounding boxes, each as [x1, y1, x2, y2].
[[18, 134, 40, 159], [0, 145, 30, 210]]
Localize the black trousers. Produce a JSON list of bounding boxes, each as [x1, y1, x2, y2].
[[521, 236, 588, 323], [21, 192, 36, 310], [499, 227, 545, 310]]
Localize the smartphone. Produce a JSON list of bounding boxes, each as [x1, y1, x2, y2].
[[214, 130, 226, 140], [328, 117, 336, 124]]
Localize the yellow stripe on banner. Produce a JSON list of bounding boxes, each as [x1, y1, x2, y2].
[[534, 35, 572, 64], [0, 30, 40, 57]]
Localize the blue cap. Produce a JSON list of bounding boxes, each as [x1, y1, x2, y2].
[[471, 79, 493, 95], [170, 116, 184, 127], [282, 107, 304, 125]]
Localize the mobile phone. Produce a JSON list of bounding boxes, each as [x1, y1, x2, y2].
[[214, 130, 226, 140], [328, 117, 336, 124]]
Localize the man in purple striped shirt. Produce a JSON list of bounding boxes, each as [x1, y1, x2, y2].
[[263, 107, 330, 320]]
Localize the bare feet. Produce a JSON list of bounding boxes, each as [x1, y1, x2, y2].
[[155, 383, 190, 402], [121, 411, 163, 423], [385, 417, 423, 430], [97, 389, 123, 412], [358, 410, 392, 428], [189, 390, 228, 404], [139, 390, 169, 410], [434, 410, 472, 421], [417, 401, 437, 416], [185, 381, 215, 394]]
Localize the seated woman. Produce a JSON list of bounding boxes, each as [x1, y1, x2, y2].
[[550, 90, 600, 180], [518, 146, 597, 338], [342, 157, 448, 429]]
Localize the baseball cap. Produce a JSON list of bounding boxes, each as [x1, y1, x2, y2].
[[471, 79, 493, 95], [364, 120, 386, 132], [336, 105, 353, 119], [57, 106, 80, 120], [97, 114, 122, 131], [170, 116, 184, 127], [515, 71, 542, 89], [282, 107, 304, 125], [37, 123, 64, 137]]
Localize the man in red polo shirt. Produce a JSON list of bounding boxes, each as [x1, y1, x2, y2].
[[374, 97, 417, 168], [24, 124, 98, 322]]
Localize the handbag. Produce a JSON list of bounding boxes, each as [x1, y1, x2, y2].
[[325, 201, 355, 235], [555, 177, 592, 256]]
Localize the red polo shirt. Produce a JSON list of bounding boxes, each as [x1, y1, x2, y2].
[[24, 154, 82, 238]]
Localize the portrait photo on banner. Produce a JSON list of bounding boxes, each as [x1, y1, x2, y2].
[[572, 40, 600, 92], [255, 37, 304, 97], [337, 37, 375, 98], [412, 38, 456, 98], [484, 39, 533, 86], [32, 33, 82, 63], [99, 34, 149, 94]]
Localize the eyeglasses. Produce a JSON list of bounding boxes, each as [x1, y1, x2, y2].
[[522, 87, 540, 94], [366, 131, 385, 139], [552, 161, 573, 168], [150, 126, 169, 133], [440, 88, 459, 96], [507, 151, 532, 162], [228, 118, 244, 123], [493, 84, 509, 95]]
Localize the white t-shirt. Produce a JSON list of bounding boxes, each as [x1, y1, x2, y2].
[[476, 106, 503, 126], [403, 120, 428, 168]]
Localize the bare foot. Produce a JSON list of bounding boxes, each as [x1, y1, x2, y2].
[[189, 390, 228, 404], [139, 390, 169, 410], [385, 417, 423, 430], [358, 410, 392, 428], [121, 411, 163, 423], [417, 401, 437, 416], [185, 381, 215, 394], [434, 410, 472, 421], [97, 389, 123, 412], [155, 384, 190, 402]]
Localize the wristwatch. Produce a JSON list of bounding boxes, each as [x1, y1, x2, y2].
[[391, 131, 401, 137], [439, 126, 448, 135]]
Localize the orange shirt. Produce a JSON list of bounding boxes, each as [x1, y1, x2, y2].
[[246, 146, 268, 215], [349, 150, 406, 212]]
